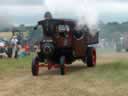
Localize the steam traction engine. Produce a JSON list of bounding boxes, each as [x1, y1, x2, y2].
[[32, 18, 99, 76]]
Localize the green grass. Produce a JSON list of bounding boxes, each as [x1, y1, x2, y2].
[[0, 55, 32, 74], [86, 61, 128, 82], [0, 55, 128, 82], [68, 60, 128, 84]]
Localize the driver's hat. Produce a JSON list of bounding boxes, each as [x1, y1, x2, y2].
[[44, 11, 52, 19]]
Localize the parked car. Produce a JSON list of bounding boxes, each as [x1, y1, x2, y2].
[[0, 39, 8, 58]]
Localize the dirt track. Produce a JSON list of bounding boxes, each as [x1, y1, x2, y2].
[[97, 52, 128, 64], [0, 52, 128, 96]]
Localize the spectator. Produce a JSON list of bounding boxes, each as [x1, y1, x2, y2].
[[24, 43, 30, 55], [10, 36, 18, 58]]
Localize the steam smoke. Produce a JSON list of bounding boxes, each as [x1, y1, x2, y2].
[[44, 0, 99, 33]]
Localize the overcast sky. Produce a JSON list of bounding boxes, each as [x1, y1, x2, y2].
[[0, 0, 128, 25]]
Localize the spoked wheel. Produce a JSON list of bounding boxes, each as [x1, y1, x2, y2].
[[86, 47, 96, 67], [60, 56, 66, 75], [32, 56, 39, 76]]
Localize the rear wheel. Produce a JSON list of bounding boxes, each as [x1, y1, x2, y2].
[[60, 56, 66, 75], [32, 56, 39, 76], [86, 47, 96, 67]]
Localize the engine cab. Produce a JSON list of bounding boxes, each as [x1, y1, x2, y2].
[[32, 12, 99, 76]]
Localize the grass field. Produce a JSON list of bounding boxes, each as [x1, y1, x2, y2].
[[0, 52, 128, 96], [0, 32, 28, 39]]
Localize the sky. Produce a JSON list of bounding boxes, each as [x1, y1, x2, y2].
[[0, 0, 128, 25]]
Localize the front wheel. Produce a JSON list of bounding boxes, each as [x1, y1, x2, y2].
[[86, 47, 96, 67], [32, 56, 39, 76], [60, 56, 66, 75]]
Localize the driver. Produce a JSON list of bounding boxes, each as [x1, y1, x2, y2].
[[36, 11, 54, 37]]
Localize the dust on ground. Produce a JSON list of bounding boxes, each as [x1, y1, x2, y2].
[[0, 52, 128, 96]]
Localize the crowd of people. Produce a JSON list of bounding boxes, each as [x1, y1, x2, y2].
[[11, 35, 30, 58], [0, 35, 30, 58]]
